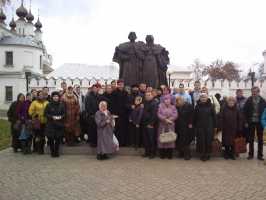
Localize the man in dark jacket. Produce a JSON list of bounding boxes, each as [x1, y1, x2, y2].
[[244, 86, 266, 160], [85, 84, 100, 147], [112, 80, 130, 146], [141, 91, 158, 158]]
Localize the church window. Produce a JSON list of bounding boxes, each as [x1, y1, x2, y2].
[[5, 86, 13, 102], [5, 51, 13, 66]]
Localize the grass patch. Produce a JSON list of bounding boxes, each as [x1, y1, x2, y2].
[[0, 119, 11, 150]]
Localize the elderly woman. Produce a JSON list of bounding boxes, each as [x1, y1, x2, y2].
[[95, 101, 116, 160], [220, 96, 242, 160], [175, 96, 194, 160], [61, 86, 80, 146], [194, 93, 216, 161], [157, 95, 178, 159]]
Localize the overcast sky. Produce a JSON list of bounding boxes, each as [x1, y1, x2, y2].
[[4, 0, 266, 71]]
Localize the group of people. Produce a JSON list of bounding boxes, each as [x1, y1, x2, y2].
[[7, 80, 266, 161]]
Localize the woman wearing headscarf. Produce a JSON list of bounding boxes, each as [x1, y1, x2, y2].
[[175, 96, 194, 160], [95, 101, 116, 160], [61, 86, 80, 146], [220, 96, 242, 160], [157, 94, 178, 159], [7, 93, 25, 153], [44, 91, 66, 157], [28, 91, 49, 154], [194, 93, 216, 161]]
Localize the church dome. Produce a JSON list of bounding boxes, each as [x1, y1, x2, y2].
[[16, 1, 28, 19], [35, 17, 42, 30], [9, 17, 16, 29], [26, 9, 34, 22], [0, 8, 6, 22]]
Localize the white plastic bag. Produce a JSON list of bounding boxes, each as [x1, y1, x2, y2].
[[113, 134, 119, 152]]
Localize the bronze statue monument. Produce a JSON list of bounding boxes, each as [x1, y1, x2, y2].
[[113, 32, 169, 88]]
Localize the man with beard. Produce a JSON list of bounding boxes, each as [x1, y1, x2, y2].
[[112, 80, 130, 146], [85, 84, 100, 147], [103, 84, 115, 114]]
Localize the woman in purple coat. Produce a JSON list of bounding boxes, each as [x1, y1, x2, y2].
[[157, 95, 178, 159]]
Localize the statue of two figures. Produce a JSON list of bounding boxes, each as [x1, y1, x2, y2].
[[113, 32, 169, 88]]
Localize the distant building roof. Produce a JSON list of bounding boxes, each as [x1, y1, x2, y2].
[[47, 63, 119, 79], [0, 35, 44, 49]]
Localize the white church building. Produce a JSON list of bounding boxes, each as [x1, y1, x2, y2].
[[0, 1, 53, 110]]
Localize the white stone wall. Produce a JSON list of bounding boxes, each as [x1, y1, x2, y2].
[[29, 77, 266, 99], [0, 45, 44, 75], [0, 75, 27, 110]]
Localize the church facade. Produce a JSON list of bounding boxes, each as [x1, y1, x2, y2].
[[0, 1, 53, 110]]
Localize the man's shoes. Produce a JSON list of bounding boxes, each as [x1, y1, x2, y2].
[[257, 156, 264, 161], [247, 155, 254, 160]]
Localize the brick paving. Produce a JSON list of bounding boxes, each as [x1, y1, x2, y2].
[[0, 148, 266, 200]]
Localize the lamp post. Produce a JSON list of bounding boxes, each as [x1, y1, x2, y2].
[[168, 72, 171, 87], [248, 69, 255, 87], [25, 71, 32, 92]]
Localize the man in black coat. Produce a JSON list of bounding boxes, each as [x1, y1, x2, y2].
[[141, 91, 158, 158], [243, 86, 266, 160], [85, 84, 100, 147], [112, 80, 130, 146]]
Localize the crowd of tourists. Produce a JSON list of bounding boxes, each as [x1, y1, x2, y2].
[[7, 80, 266, 161]]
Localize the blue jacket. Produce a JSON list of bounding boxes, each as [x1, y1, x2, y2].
[[261, 108, 266, 128]]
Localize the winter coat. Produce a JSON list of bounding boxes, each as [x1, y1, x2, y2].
[[243, 96, 266, 124], [28, 100, 49, 124], [95, 110, 115, 154], [141, 100, 158, 127], [44, 101, 66, 138], [157, 103, 178, 149], [221, 105, 241, 146]]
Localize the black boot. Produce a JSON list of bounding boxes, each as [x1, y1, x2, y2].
[[167, 149, 173, 159], [160, 149, 165, 159]]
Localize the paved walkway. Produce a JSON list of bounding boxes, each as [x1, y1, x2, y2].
[[0, 148, 266, 200]]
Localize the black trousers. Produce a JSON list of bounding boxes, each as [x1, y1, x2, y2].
[[10, 123, 21, 150], [129, 123, 141, 148], [224, 145, 234, 156], [143, 127, 156, 156], [20, 137, 32, 154], [33, 125, 45, 154], [248, 122, 264, 157], [87, 118, 97, 146], [48, 137, 61, 156]]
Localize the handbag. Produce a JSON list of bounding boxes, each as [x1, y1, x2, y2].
[[234, 137, 247, 154], [113, 134, 119, 152], [159, 128, 177, 143], [212, 139, 222, 155]]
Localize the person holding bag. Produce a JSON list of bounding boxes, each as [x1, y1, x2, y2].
[[44, 92, 66, 158], [95, 101, 116, 160], [220, 97, 243, 160], [157, 95, 178, 159]]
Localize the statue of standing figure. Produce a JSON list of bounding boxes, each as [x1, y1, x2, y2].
[[113, 32, 170, 88]]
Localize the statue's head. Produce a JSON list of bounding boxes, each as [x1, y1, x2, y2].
[[128, 32, 137, 42], [145, 35, 154, 44]]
